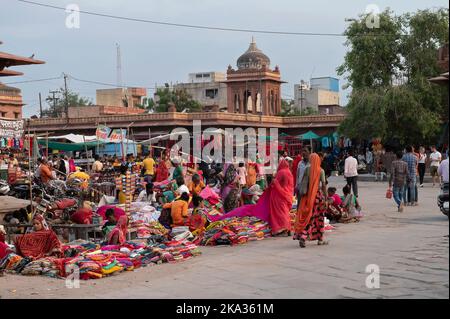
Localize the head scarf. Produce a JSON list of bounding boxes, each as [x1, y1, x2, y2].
[[223, 164, 237, 187], [295, 153, 322, 234], [107, 215, 128, 245], [32, 214, 49, 231]]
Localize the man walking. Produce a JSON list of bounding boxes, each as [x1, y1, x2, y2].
[[429, 145, 442, 187], [366, 148, 374, 174], [295, 146, 311, 199], [389, 151, 409, 212], [344, 150, 358, 197], [402, 146, 418, 206]]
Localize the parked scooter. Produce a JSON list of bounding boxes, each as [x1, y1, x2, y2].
[[437, 183, 449, 218], [0, 180, 10, 195]]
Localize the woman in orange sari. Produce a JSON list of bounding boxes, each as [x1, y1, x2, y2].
[[246, 162, 257, 188], [294, 153, 328, 247]]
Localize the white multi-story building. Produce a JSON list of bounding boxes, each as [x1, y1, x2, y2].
[[294, 77, 340, 113], [173, 72, 228, 111]]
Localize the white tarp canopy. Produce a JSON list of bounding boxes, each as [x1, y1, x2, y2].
[[38, 133, 97, 144], [0, 196, 33, 214]]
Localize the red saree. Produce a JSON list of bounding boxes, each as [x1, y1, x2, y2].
[[155, 161, 169, 182], [15, 230, 62, 259], [211, 160, 293, 234], [268, 160, 294, 234]]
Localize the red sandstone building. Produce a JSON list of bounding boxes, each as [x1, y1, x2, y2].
[[225, 38, 284, 116], [0, 41, 45, 119]]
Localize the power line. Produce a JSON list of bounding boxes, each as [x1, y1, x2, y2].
[[17, 0, 348, 37], [68, 75, 156, 90], [3, 75, 62, 84]]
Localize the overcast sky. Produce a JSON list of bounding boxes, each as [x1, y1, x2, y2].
[[1, 0, 448, 117]]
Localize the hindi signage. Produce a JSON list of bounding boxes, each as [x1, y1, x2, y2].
[[0, 119, 24, 138]]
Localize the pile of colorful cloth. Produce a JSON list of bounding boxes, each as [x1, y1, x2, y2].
[[133, 221, 169, 239], [194, 216, 271, 246], [0, 238, 201, 280]]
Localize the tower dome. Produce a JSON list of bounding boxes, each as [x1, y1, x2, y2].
[[236, 38, 270, 70]]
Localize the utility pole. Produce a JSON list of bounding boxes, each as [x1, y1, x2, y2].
[[48, 90, 60, 117], [63, 73, 69, 121], [38, 92, 43, 118]]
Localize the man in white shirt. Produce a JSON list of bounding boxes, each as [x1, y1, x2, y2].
[[429, 145, 442, 186], [438, 157, 449, 184], [344, 149, 359, 197], [175, 176, 190, 196], [137, 183, 157, 204]]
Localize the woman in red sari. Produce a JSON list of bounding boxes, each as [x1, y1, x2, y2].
[[294, 153, 328, 247], [15, 214, 62, 259], [155, 159, 169, 182], [211, 160, 293, 236], [268, 160, 294, 235]]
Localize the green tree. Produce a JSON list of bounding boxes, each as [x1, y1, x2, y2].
[[146, 85, 202, 113], [337, 9, 403, 89], [337, 8, 449, 146]]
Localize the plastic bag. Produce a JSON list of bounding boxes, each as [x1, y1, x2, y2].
[[386, 188, 393, 199]]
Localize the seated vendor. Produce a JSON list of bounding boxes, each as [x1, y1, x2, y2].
[[163, 192, 190, 227], [175, 176, 190, 197], [106, 215, 128, 245], [0, 225, 12, 260], [327, 187, 342, 207], [14, 214, 62, 259], [102, 208, 117, 236], [326, 187, 344, 222], [188, 174, 205, 197], [137, 182, 157, 204]]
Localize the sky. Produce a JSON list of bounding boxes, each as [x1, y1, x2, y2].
[[1, 0, 448, 118]]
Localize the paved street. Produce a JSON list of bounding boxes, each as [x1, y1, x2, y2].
[[1, 177, 448, 299]]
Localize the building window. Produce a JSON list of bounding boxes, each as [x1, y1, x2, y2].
[[1, 112, 6, 118], [195, 74, 203, 78], [14, 112, 20, 119], [202, 73, 210, 78], [205, 89, 218, 99]]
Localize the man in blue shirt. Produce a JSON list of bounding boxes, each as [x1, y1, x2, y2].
[[402, 146, 418, 206]]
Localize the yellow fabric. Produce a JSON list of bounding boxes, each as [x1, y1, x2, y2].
[[68, 172, 90, 180], [143, 158, 156, 175]]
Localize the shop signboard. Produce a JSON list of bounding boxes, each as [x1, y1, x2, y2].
[[0, 119, 24, 138], [96, 125, 111, 142]]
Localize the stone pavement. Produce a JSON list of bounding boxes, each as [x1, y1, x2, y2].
[[0, 177, 448, 299]]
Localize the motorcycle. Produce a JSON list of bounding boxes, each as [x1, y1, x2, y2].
[[0, 180, 10, 195], [437, 182, 449, 218]]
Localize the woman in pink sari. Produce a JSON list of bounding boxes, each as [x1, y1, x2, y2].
[[212, 160, 294, 235], [107, 215, 128, 245]]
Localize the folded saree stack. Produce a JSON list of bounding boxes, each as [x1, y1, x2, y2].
[[0, 238, 201, 280], [195, 217, 271, 246]]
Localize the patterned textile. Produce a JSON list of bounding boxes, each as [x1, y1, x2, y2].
[[390, 160, 409, 187], [299, 191, 326, 241], [402, 153, 418, 179], [15, 230, 62, 259]]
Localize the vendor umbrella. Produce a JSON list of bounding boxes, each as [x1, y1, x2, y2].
[[298, 130, 320, 152]]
